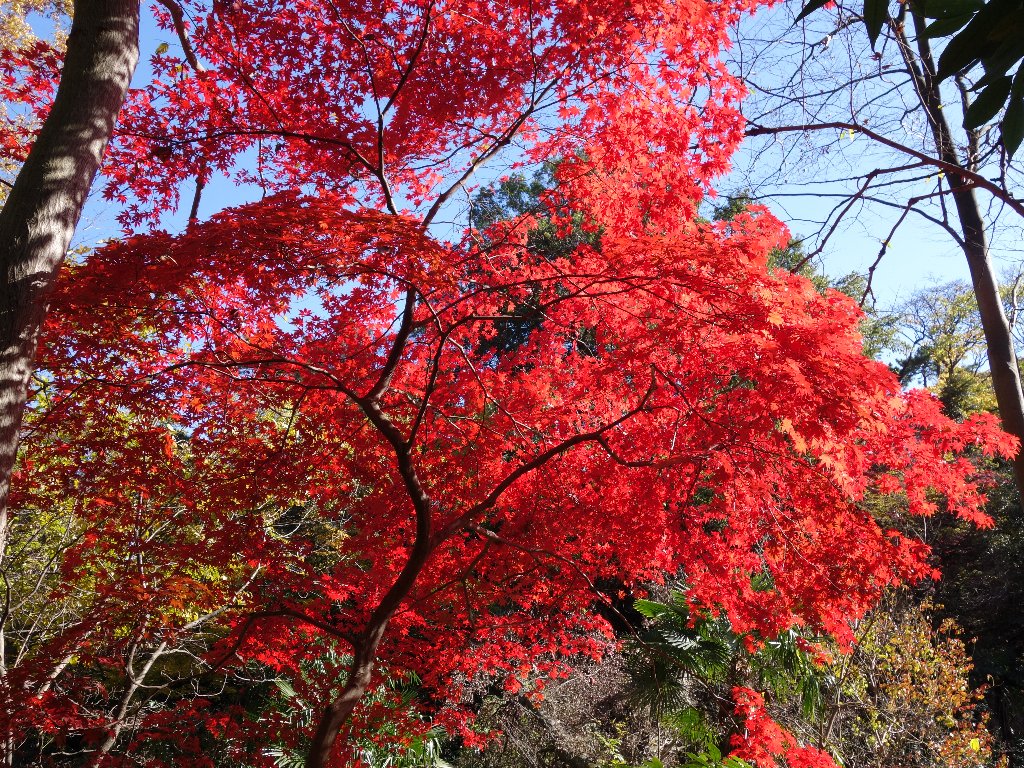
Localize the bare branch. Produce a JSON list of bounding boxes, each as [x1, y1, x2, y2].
[[745, 121, 1024, 219]]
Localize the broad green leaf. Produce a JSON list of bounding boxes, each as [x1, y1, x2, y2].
[[917, 0, 983, 18], [964, 74, 1013, 127], [634, 598, 671, 619], [923, 13, 974, 36], [795, 0, 833, 22], [274, 678, 298, 698], [937, 0, 1018, 79], [1002, 72, 1024, 155], [973, 37, 1024, 89], [864, 0, 890, 45]]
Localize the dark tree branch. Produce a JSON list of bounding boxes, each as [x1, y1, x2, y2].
[[745, 121, 1024, 219], [155, 0, 205, 73]]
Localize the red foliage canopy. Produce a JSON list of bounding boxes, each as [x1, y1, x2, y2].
[[7, 191, 1011, 765], [0, 0, 1014, 765]]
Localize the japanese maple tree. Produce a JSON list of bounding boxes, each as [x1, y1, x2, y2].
[[0, 0, 753, 569], [5, 190, 1010, 766], [0, 0, 1016, 766]]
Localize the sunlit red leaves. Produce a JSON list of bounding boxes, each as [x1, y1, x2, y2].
[[5, 0, 1006, 760], [14, 191, 1013, 759], [0, 38, 61, 164], [0, 0, 763, 228], [731, 687, 840, 768]]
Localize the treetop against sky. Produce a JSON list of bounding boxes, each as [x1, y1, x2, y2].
[[0, 0, 1018, 765]]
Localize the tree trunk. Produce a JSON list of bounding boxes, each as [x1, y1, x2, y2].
[[0, 0, 140, 564], [304, 534, 434, 768], [957, 204, 1024, 492], [904, 12, 1024, 498], [305, 640, 381, 768]]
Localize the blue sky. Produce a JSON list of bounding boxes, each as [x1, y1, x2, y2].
[[718, 1, 1024, 308], [67, 0, 1011, 313]]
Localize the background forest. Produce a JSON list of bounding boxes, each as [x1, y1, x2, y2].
[[1, 0, 1024, 766]]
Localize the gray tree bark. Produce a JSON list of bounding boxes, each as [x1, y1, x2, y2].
[[0, 0, 140, 568]]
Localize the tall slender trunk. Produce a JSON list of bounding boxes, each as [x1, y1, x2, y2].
[[304, 515, 434, 768], [957, 206, 1024, 491], [305, 381, 435, 768], [305, 634, 385, 768], [900, 11, 1024, 498], [0, 0, 140, 566], [90, 640, 168, 765]]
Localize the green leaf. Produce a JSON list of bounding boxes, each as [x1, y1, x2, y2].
[[918, 0, 983, 18], [937, 0, 1018, 79], [634, 598, 671, 619], [663, 707, 717, 748], [973, 37, 1024, 89], [274, 678, 297, 698], [864, 0, 890, 45], [923, 13, 974, 37], [795, 0, 832, 23], [1002, 72, 1024, 155], [986, 7, 1024, 42], [964, 74, 1013, 127], [938, 21, 990, 77], [800, 673, 824, 718]]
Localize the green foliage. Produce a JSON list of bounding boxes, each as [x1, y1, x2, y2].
[[472, 168, 602, 358], [929, 472, 1024, 764], [625, 587, 828, 755], [627, 593, 735, 718], [753, 631, 825, 720], [471, 165, 601, 261], [678, 744, 751, 768], [889, 280, 1001, 417], [471, 170, 552, 230], [597, 724, 749, 768], [824, 598, 1000, 768], [661, 708, 720, 752]]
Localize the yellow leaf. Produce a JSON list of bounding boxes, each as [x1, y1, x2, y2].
[[970, 738, 981, 752], [780, 417, 808, 453]]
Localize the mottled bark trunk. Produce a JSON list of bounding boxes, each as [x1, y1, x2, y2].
[[0, 0, 140, 565]]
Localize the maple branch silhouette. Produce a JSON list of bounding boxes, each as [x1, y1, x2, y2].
[[424, 81, 559, 225], [306, 366, 660, 767], [467, 523, 626, 619], [439, 368, 660, 541], [365, 288, 418, 402], [124, 127, 378, 175]]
